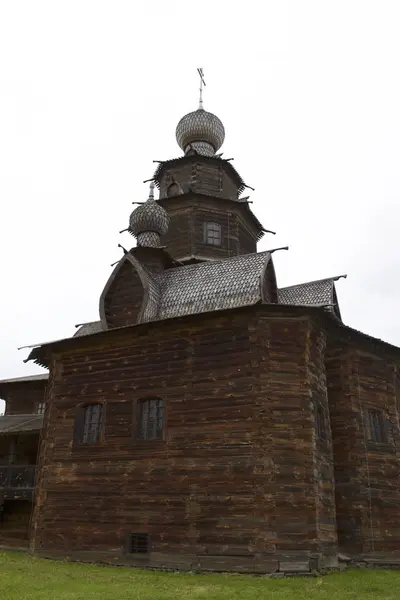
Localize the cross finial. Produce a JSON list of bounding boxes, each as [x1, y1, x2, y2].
[[148, 180, 155, 201], [197, 68, 206, 109]]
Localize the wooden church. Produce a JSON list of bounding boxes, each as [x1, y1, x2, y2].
[[1, 75, 399, 574]]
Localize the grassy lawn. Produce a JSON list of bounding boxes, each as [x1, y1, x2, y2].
[[0, 551, 399, 600]]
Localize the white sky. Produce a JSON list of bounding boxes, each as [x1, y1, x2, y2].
[[1, 1, 400, 413]]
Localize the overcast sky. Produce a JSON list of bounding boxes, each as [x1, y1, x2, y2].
[[1, 1, 400, 412]]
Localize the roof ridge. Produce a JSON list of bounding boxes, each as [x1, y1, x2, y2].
[[279, 274, 347, 290], [164, 249, 274, 273], [74, 320, 100, 328]]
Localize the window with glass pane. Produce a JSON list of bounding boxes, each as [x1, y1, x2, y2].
[[204, 222, 221, 246], [82, 404, 103, 444], [36, 402, 45, 415], [138, 398, 164, 441]]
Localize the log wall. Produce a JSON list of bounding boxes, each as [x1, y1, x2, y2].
[[159, 195, 258, 263], [160, 209, 193, 260], [326, 339, 400, 556], [2, 383, 46, 416], [30, 308, 333, 572], [193, 207, 238, 259], [0, 499, 32, 547], [307, 324, 337, 559], [159, 161, 239, 201], [0, 434, 39, 465]]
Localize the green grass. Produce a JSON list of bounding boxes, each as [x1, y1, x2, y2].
[[0, 551, 399, 600]]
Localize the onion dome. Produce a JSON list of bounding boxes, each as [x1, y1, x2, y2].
[[176, 107, 225, 157], [129, 182, 169, 247]]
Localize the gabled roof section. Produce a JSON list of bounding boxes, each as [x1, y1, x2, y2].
[[156, 250, 274, 320], [91, 250, 277, 327], [278, 275, 347, 320], [23, 250, 277, 362], [153, 154, 247, 196], [0, 414, 44, 434], [74, 321, 104, 337]]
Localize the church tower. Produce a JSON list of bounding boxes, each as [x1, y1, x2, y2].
[[151, 70, 268, 264]]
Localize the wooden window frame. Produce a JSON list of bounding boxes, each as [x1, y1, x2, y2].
[[73, 402, 105, 447], [366, 409, 389, 444], [126, 533, 150, 554], [203, 221, 222, 246], [134, 398, 166, 443]]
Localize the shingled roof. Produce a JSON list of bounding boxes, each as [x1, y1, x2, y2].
[[75, 259, 346, 337], [278, 275, 346, 319], [74, 322, 104, 337], [100, 249, 280, 325], [156, 250, 274, 320]]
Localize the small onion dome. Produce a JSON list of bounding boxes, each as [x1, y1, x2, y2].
[[129, 182, 169, 247], [176, 107, 225, 157]]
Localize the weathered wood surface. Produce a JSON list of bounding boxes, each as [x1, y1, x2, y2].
[[30, 308, 341, 570], [307, 323, 337, 556], [326, 339, 400, 554], [261, 261, 278, 303], [1, 382, 46, 416], [158, 159, 239, 201], [25, 304, 400, 571], [103, 258, 144, 329], [0, 499, 32, 546], [0, 435, 39, 466], [160, 208, 194, 261], [159, 194, 258, 262]]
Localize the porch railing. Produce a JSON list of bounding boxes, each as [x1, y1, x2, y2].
[[0, 465, 36, 489]]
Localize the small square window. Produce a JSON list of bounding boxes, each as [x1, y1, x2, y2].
[[128, 533, 149, 554], [367, 410, 387, 443], [204, 222, 221, 246]]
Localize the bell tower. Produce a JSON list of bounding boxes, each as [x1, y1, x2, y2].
[[151, 70, 268, 264]]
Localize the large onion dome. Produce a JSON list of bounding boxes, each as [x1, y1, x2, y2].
[[129, 182, 169, 247], [176, 107, 225, 157]]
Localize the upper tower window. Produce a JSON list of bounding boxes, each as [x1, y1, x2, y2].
[[204, 222, 221, 246]]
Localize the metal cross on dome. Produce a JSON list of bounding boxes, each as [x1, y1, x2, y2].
[[197, 67, 206, 109]]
